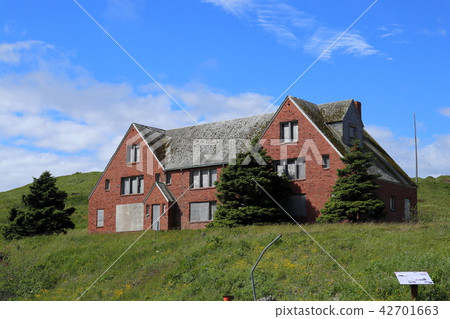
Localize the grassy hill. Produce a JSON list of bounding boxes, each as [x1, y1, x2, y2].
[[0, 173, 448, 301]]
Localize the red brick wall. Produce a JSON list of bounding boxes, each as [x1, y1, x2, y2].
[[89, 99, 418, 233], [375, 180, 418, 222], [88, 125, 164, 233], [88, 123, 223, 232], [143, 187, 168, 230], [166, 166, 223, 230], [260, 97, 344, 222]]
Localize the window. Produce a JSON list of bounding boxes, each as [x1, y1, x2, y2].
[[190, 168, 217, 188], [97, 209, 104, 227], [155, 173, 160, 182], [105, 179, 110, 191], [126, 144, 140, 163], [349, 126, 356, 139], [121, 176, 144, 195], [165, 172, 172, 184], [276, 158, 305, 180], [390, 196, 396, 211], [283, 195, 306, 218], [146, 205, 150, 217], [190, 201, 217, 222], [322, 155, 330, 169], [280, 121, 298, 143]]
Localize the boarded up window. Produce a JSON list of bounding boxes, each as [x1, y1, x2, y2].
[[127, 144, 140, 163], [97, 209, 104, 227], [190, 201, 215, 222], [284, 195, 306, 218], [192, 170, 200, 188], [276, 158, 305, 180], [210, 169, 217, 185], [190, 169, 217, 188], [116, 203, 144, 232], [281, 121, 298, 142], [201, 170, 209, 187], [121, 176, 144, 195]]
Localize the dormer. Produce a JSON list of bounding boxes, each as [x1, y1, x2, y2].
[[318, 100, 364, 146]]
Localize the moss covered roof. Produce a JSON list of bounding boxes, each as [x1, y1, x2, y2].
[[289, 96, 349, 155], [133, 96, 415, 188], [318, 99, 354, 122], [134, 113, 274, 171]]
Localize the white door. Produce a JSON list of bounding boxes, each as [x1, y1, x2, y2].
[[152, 204, 160, 231], [404, 198, 411, 221]]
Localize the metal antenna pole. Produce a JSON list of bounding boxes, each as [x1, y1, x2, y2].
[[414, 113, 418, 183], [251, 235, 282, 301]]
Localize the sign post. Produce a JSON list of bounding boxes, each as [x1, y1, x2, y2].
[[395, 272, 433, 300]]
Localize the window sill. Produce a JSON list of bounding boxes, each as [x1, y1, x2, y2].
[[190, 186, 216, 191], [120, 193, 144, 197], [322, 167, 330, 170], [189, 220, 212, 224], [280, 140, 298, 145]]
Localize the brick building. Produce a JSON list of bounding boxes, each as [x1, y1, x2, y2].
[[88, 96, 417, 233]]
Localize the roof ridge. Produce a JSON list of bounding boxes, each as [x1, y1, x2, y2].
[[166, 112, 275, 132]]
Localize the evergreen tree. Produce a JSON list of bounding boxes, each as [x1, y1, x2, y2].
[[2, 171, 75, 240], [209, 139, 292, 227], [317, 140, 385, 223]]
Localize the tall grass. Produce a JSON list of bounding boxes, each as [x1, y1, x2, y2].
[[0, 174, 448, 301]]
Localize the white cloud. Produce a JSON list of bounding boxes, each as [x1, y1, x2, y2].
[[304, 28, 378, 60], [202, 0, 254, 16], [438, 107, 450, 117], [0, 145, 97, 191], [0, 40, 52, 64], [0, 40, 275, 191], [203, 0, 315, 46], [104, 0, 143, 21], [366, 125, 450, 178], [420, 28, 447, 37], [379, 25, 403, 38], [169, 83, 273, 122], [204, 0, 377, 58]]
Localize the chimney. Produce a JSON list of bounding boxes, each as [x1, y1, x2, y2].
[[354, 101, 362, 118]]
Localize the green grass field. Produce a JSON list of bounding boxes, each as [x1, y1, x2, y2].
[[0, 172, 449, 301]]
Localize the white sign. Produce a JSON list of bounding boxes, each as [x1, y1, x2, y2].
[[395, 272, 433, 285]]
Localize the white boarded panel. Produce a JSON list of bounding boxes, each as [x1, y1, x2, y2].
[[116, 203, 144, 232]]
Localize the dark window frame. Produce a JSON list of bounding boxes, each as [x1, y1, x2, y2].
[[390, 196, 396, 211], [276, 158, 306, 180], [120, 175, 144, 195], [189, 201, 217, 222], [126, 144, 140, 163], [96, 209, 104, 228], [280, 121, 299, 143], [190, 168, 217, 188], [322, 155, 330, 169]]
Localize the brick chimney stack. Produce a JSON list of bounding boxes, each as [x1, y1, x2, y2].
[[354, 101, 362, 118]]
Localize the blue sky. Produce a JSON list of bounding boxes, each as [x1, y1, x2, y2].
[[0, 0, 449, 191]]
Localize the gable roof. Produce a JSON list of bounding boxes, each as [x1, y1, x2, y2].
[[90, 95, 415, 199], [134, 113, 274, 171], [289, 96, 416, 188], [317, 99, 354, 123], [143, 181, 176, 203], [289, 96, 348, 156]]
